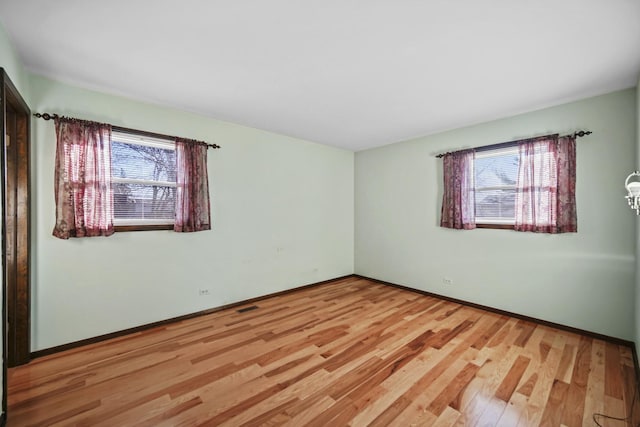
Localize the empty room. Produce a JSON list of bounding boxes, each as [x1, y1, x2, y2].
[[0, 1, 640, 426]]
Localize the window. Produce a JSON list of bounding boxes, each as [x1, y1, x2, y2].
[[474, 146, 519, 226], [111, 131, 177, 229], [440, 134, 577, 233], [49, 114, 213, 239]]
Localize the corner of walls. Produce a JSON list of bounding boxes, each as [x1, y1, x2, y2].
[[29, 74, 355, 351], [355, 88, 637, 341], [0, 20, 29, 104]]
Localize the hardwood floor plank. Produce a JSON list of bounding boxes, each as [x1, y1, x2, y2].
[[455, 344, 521, 425], [605, 342, 625, 399], [428, 362, 481, 415], [560, 336, 592, 427], [282, 395, 335, 426], [34, 399, 101, 426], [623, 364, 640, 426], [233, 397, 299, 427], [554, 344, 577, 383], [582, 339, 606, 425], [432, 405, 462, 427], [6, 277, 638, 426], [516, 346, 563, 426], [368, 342, 473, 426], [495, 391, 528, 426], [472, 397, 507, 427], [539, 379, 570, 426], [495, 355, 530, 402], [134, 396, 203, 427], [470, 315, 509, 350], [386, 397, 439, 426], [522, 325, 547, 355], [516, 372, 538, 397], [513, 320, 537, 347], [350, 349, 440, 425]]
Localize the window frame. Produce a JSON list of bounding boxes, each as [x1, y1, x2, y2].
[[473, 145, 519, 230], [111, 130, 177, 232]]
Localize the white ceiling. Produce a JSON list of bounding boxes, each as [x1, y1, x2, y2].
[[1, 1, 639, 151]]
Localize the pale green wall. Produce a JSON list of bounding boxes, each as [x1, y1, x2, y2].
[[0, 22, 28, 100], [355, 89, 637, 340], [29, 74, 354, 350], [1, 16, 639, 356]]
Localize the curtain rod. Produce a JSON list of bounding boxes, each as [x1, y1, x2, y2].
[[434, 130, 591, 158], [33, 112, 221, 149]]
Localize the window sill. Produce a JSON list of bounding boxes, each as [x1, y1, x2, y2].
[[114, 224, 173, 232], [476, 223, 514, 230]]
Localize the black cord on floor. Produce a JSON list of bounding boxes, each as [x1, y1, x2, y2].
[[593, 380, 639, 427], [593, 412, 634, 426]]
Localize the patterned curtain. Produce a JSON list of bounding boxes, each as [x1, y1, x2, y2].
[[514, 135, 576, 233], [52, 118, 114, 239], [174, 139, 211, 232], [554, 135, 577, 232], [440, 149, 476, 230]]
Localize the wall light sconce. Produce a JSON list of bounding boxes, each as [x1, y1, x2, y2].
[[625, 171, 640, 215]]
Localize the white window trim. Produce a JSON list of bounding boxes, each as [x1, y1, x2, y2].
[[475, 217, 516, 225], [112, 177, 177, 188], [111, 131, 177, 227], [113, 218, 175, 226], [474, 146, 519, 225], [112, 131, 176, 150], [474, 146, 518, 159]]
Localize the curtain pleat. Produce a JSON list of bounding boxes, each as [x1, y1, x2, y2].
[[440, 149, 476, 230], [52, 118, 114, 239], [174, 139, 211, 232], [514, 135, 576, 233], [555, 136, 577, 232]]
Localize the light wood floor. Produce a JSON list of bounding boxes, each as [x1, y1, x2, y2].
[[7, 277, 640, 426]]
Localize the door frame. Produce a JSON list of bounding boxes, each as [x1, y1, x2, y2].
[[0, 67, 31, 418]]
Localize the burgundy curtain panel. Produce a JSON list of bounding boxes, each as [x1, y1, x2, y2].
[[174, 139, 212, 232], [514, 135, 577, 233], [52, 118, 114, 239], [554, 135, 577, 232], [440, 149, 476, 230]]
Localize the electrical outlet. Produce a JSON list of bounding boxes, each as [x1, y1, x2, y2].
[[198, 289, 210, 296], [443, 277, 453, 285]]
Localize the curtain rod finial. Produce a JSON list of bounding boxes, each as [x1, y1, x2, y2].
[[574, 130, 592, 138], [34, 112, 57, 121]]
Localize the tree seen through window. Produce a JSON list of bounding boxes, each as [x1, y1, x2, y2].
[[111, 134, 177, 225]]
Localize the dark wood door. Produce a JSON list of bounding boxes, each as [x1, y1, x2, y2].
[[1, 68, 31, 389]]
